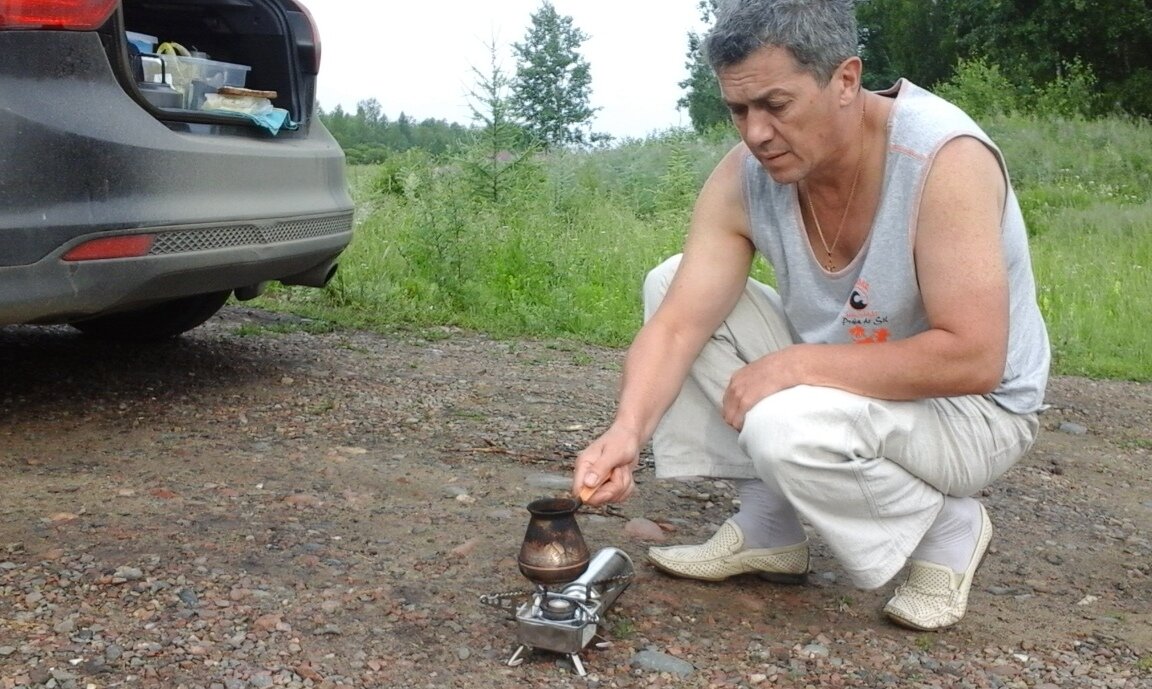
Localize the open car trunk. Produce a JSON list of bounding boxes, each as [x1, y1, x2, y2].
[[119, 0, 319, 133]]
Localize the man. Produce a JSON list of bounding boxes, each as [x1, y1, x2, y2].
[[571, 0, 1049, 631]]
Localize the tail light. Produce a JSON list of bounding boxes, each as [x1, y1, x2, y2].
[[0, 0, 118, 30], [63, 235, 155, 261]]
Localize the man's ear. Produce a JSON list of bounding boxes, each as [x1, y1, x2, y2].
[[835, 56, 863, 105]]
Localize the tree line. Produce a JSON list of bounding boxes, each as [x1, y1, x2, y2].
[[319, 101, 471, 165], [322, 0, 1152, 161]]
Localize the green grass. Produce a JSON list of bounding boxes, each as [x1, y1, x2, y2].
[[992, 115, 1152, 380], [259, 118, 1152, 381]]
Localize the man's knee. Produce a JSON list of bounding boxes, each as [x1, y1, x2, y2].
[[643, 254, 683, 315], [739, 385, 869, 478]]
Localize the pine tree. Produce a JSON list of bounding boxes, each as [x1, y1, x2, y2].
[[463, 43, 539, 204], [511, 2, 599, 149]]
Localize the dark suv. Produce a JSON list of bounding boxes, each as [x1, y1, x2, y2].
[[0, 0, 354, 339]]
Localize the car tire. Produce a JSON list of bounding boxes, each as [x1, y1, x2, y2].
[[71, 291, 232, 341]]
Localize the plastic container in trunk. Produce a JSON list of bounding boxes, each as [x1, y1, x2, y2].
[[123, 0, 317, 123], [159, 55, 251, 109]]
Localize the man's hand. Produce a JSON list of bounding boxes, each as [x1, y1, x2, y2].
[[722, 345, 806, 430], [572, 426, 642, 506]]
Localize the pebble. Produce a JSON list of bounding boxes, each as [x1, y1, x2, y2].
[[801, 643, 830, 658], [53, 618, 75, 633], [442, 484, 470, 499], [178, 588, 200, 607], [1059, 421, 1089, 435], [524, 473, 571, 490], [623, 517, 668, 542], [988, 586, 1029, 596], [630, 649, 695, 676]]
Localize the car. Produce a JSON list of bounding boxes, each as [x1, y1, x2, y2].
[[0, 0, 354, 340]]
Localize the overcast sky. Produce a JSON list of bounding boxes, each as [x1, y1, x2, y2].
[[306, 0, 708, 140]]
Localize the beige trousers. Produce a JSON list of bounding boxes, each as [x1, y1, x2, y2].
[[647, 255, 1039, 589]]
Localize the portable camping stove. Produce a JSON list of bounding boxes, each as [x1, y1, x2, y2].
[[481, 547, 634, 676], [480, 496, 635, 676]]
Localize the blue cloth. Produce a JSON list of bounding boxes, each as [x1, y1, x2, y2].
[[204, 106, 297, 135]]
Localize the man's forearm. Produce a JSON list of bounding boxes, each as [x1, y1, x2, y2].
[[611, 323, 707, 443]]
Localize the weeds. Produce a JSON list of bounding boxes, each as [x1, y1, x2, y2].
[[611, 616, 636, 639], [261, 116, 1152, 382]]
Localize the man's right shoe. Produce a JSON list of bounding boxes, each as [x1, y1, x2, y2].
[[647, 519, 809, 583]]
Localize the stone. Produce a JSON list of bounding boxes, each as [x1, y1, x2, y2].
[[1059, 422, 1088, 436], [801, 643, 830, 658], [524, 473, 571, 490], [178, 588, 200, 607], [630, 650, 694, 676], [623, 518, 668, 542]]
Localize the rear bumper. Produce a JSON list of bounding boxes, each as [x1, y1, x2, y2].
[[0, 212, 353, 324]]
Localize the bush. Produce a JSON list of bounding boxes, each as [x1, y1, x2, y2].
[[1103, 70, 1152, 119], [933, 57, 1020, 120], [1030, 58, 1100, 120], [370, 148, 437, 198]]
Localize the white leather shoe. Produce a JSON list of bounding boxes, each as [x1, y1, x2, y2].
[[884, 503, 994, 631], [647, 519, 809, 583]]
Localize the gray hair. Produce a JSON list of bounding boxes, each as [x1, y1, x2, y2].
[[704, 0, 858, 84]]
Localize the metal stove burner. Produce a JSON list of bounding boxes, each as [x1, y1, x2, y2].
[[541, 597, 577, 620], [483, 547, 634, 676]]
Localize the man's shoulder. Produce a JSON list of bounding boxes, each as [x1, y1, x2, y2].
[[888, 81, 990, 153], [714, 142, 757, 190]]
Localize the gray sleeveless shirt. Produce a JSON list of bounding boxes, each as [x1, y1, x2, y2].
[[743, 79, 1050, 414]]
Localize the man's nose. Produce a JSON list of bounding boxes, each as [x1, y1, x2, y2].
[[744, 111, 777, 146]]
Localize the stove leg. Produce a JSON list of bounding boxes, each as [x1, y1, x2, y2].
[[570, 653, 587, 676], [507, 645, 528, 667]]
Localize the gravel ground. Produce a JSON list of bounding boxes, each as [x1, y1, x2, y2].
[[0, 306, 1149, 689]]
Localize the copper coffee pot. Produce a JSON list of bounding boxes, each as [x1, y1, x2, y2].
[[516, 497, 591, 585], [483, 491, 635, 676]]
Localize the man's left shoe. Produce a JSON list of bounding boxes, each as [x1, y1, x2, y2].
[[883, 502, 994, 631]]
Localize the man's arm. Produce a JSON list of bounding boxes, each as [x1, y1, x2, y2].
[[723, 135, 1010, 428], [573, 144, 757, 504]]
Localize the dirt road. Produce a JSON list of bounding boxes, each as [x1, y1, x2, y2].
[[1, 307, 1149, 688]]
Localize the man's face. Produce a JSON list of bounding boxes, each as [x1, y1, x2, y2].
[[717, 45, 843, 185]]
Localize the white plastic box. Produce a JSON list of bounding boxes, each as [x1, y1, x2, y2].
[[159, 55, 251, 109]]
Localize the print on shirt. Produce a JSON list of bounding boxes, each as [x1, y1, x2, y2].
[[842, 278, 891, 344]]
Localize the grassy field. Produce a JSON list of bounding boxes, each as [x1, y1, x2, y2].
[[260, 117, 1151, 382]]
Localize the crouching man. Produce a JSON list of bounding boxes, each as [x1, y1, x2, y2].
[[572, 0, 1049, 630]]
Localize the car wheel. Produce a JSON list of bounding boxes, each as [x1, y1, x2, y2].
[[71, 291, 232, 341]]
